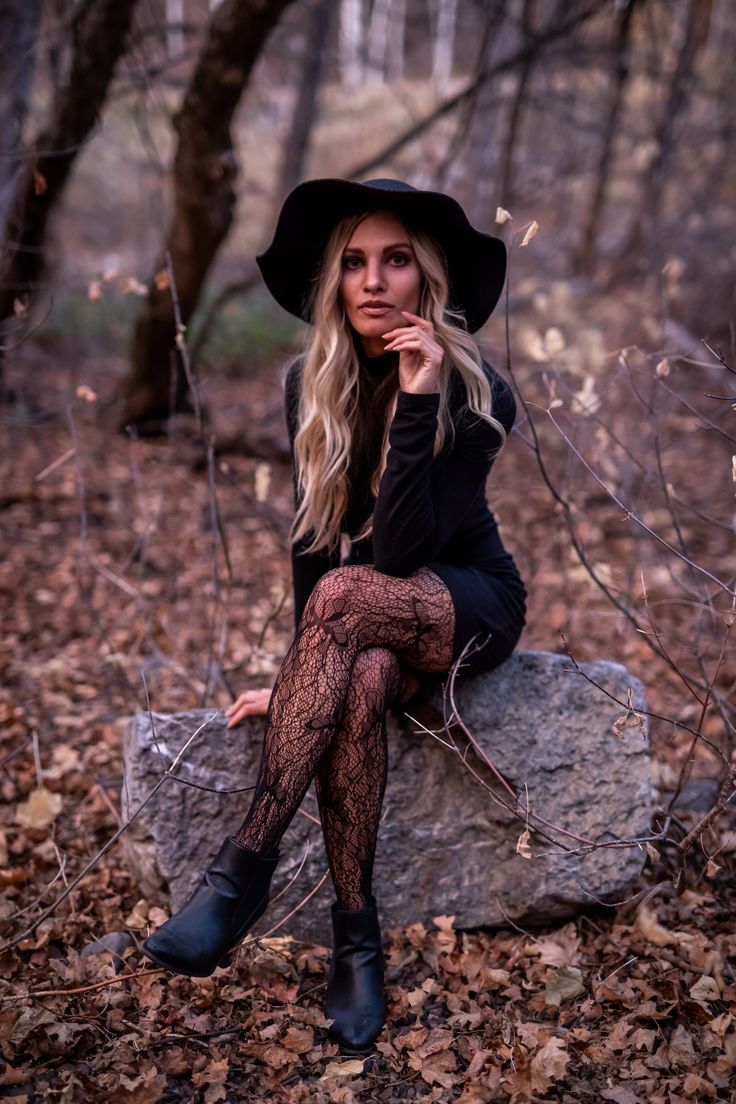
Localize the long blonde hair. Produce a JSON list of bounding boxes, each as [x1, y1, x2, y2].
[[289, 209, 508, 555]]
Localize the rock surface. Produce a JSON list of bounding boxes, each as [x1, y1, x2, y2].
[[121, 650, 653, 942]]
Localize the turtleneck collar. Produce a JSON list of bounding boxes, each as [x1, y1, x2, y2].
[[356, 343, 399, 379]]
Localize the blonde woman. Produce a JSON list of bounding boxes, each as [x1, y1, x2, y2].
[[142, 178, 527, 1055]]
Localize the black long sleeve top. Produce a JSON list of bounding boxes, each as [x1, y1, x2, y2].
[[284, 349, 519, 631]]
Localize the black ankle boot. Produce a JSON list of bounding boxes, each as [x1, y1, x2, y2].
[[141, 835, 280, 977], [325, 895, 386, 1055]]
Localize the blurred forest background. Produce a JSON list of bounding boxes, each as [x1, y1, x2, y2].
[[1, 0, 736, 1100]]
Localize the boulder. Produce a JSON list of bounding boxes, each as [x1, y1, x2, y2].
[[121, 650, 652, 942]]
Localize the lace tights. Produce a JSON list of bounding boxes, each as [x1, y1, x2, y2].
[[235, 565, 456, 910]]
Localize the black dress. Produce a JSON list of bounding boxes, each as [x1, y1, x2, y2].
[[284, 347, 527, 676]]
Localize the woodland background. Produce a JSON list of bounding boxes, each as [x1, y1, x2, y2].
[[1, 0, 735, 1100]]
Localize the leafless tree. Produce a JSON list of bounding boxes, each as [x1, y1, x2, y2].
[[574, 0, 641, 275], [121, 0, 296, 431], [0, 0, 139, 369]]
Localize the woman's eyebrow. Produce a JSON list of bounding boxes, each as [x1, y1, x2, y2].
[[342, 242, 414, 254]]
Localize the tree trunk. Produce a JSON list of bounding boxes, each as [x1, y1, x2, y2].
[[615, 0, 713, 274], [339, 0, 363, 90], [190, 0, 335, 368], [432, 0, 458, 88], [0, 0, 138, 336], [434, 0, 506, 196], [366, 0, 391, 82], [166, 0, 185, 58], [279, 0, 336, 197], [496, 0, 537, 210], [0, 0, 42, 246], [122, 0, 296, 430], [574, 0, 640, 276], [386, 0, 406, 82], [459, 1, 509, 224]]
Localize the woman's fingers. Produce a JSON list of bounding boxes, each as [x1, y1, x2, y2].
[[382, 326, 420, 345], [383, 312, 434, 339], [384, 328, 426, 350], [225, 688, 272, 727], [399, 310, 433, 330]]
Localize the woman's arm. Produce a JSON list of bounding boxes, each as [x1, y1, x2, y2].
[[285, 357, 341, 629], [372, 361, 516, 577]]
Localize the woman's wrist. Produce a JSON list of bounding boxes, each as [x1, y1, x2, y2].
[[399, 387, 439, 396], [397, 387, 440, 401]]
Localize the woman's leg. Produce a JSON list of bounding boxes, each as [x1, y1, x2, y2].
[[314, 646, 416, 911], [234, 565, 455, 855]]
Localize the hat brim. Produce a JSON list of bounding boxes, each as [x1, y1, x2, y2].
[[255, 178, 506, 334]]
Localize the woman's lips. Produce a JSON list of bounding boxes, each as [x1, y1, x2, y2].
[[359, 305, 393, 316]]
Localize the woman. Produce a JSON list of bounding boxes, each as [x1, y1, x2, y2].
[[141, 178, 527, 1056]]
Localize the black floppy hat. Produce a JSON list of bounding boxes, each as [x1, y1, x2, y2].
[[255, 178, 506, 334]]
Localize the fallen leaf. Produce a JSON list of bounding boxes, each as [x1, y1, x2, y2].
[[192, 1057, 229, 1104], [320, 1058, 366, 1079], [124, 899, 150, 929], [635, 903, 677, 946], [281, 1025, 313, 1054], [107, 1061, 166, 1104], [416, 1027, 454, 1058], [668, 1023, 697, 1068], [530, 1036, 569, 1092], [689, 975, 720, 1003], [257, 1043, 297, 1070], [410, 1046, 457, 1088], [600, 1089, 645, 1104], [15, 787, 62, 829], [545, 964, 585, 1006]]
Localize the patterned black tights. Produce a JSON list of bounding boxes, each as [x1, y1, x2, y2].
[[235, 565, 456, 910]]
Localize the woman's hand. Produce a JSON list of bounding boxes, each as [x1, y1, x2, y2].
[[382, 310, 443, 395], [225, 688, 272, 727]]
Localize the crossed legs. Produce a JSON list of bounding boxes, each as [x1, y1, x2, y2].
[[234, 565, 456, 907]]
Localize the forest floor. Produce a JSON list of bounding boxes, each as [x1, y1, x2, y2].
[[1, 275, 734, 1103]]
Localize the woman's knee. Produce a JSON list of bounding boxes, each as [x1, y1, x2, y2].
[[304, 565, 375, 619], [350, 646, 401, 688]]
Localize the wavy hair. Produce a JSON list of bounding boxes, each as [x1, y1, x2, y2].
[[289, 208, 508, 556]]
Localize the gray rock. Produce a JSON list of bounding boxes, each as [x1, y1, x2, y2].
[[121, 650, 652, 942]]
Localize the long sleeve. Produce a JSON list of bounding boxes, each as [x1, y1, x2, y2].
[[372, 361, 516, 577], [285, 357, 341, 630]]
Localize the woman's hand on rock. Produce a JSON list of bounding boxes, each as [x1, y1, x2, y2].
[[225, 688, 272, 727], [382, 310, 443, 394]]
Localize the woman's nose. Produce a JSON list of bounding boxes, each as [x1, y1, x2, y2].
[[363, 259, 385, 291]]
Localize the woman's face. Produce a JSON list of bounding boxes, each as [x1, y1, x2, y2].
[[339, 211, 422, 357]]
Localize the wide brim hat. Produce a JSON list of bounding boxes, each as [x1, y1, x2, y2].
[[255, 178, 506, 334]]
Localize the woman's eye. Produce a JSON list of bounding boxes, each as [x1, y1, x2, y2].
[[390, 253, 411, 266], [342, 256, 362, 270]]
